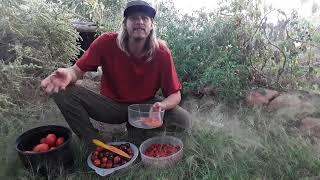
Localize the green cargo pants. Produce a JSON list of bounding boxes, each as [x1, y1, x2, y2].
[[52, 85, 192, 146]]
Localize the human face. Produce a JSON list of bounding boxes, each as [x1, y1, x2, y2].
[[125, 12, 153, 40]]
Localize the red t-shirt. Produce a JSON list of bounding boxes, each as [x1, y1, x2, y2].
[[76, 32, 181, 103]]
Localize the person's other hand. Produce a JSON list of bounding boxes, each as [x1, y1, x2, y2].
[[40, 68, 73, 95], [151, 102, 166, 111], [149, 102, 165, 120]]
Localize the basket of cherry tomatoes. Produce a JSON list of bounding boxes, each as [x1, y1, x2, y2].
[[139, 136, 183, 168], [15, 125, 73, 173], [87, 142, 139, 176]]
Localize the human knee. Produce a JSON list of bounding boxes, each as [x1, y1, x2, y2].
[[166, 107, 192, 133], [51, 85, 79, 102]]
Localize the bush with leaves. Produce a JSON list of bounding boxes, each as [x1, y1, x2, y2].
[[156, 0, 319, 101], [0, 0, 80, 129], [46, 0, 126, 32], [156, 1, 251, 101]]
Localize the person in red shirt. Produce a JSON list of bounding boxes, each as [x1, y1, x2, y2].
[[41, 0, 191, 145]]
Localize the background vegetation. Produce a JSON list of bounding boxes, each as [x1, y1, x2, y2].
[[0, 0, 319, 179]]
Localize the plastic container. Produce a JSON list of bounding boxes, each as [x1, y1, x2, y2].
[[139, 136, 183, 169], [87, 142, 139, 176], [128, 104, 165, 129], [15, 125, 73, 175]]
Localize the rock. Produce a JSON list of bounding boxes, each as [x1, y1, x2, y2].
[[268, 94, 302, 110], [301, 117, 320, 137], [83, 67, 102, 81], [246, 88, 279, 107]]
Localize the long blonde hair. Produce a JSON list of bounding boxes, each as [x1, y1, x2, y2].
[[116, 17, 160, 62]]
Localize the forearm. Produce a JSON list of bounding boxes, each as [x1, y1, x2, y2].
[[69, 64, 85, 83], [161, 91, 181, 110]]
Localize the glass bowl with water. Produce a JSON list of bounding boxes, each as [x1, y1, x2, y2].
[[128, 104, 165, 129]]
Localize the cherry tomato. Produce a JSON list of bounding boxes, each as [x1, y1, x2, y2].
[[114, 156, 121, 164], [93, 159, 101, 167], [144, 144, 179, 157], [56, 137, 65, 146], [91, 155, 98, 161], [96, 146, 104, 152], [102, 157, 108, 163], [93, 151, 99, 156], [106, 160, 113, 168]]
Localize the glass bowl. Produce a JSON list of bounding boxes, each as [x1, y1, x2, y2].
[[139, 136, 183, 169], [128, 104, 165, 129]]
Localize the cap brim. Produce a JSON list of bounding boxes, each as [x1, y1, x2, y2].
[[124, 5, 156, 18]]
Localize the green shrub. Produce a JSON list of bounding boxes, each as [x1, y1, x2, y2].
[[0, 0, 81, 126]]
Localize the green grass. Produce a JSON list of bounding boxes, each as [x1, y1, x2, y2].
[[2, 100, 320, 180]]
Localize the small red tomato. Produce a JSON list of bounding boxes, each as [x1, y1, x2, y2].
[[99, 152, 105, 158], [40, 138, 46, 144], [91, 155, 98, 161], [106, 160, 113, 168], [93, 159, 101, 167], [113, 156, 121, 164], [93, 151, 99, 156], [33, 143, 49, 152], [127, 148, 133, 155], [101, 157, 108, 163], [56, 137, 65, 146], [96, 146, 104, 152], [45, 134, 57, 147]]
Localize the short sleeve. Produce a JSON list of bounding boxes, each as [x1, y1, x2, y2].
[[76, 33, 113, 72], [160, 46, 182, 97]]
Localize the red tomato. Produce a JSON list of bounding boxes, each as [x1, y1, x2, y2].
[[45, 134, 57, 147], [93, 151, 99, 156], [56, 137, 65, 146], [91, 155, 98, 161], [93, 159, 101, 167], [96, 146, 104, 152], [144, 143, 179, 158], [40, 138, 46, 144], [106, 160, 113, 168], [101, 157, 108, 163], [142, 117, 162, 127], [33, 143, 49, 152], [113, 156, 121, 164]]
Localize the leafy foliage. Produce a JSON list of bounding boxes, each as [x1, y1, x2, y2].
[[156, 0, 319, 101], [0, 0, 80, 122], [46, 0, 126, 32]]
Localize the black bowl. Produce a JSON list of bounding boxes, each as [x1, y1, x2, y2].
[[15, 125, 74, 174]]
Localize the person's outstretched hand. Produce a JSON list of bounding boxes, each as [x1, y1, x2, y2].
[[40, 68, 73, 95]]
